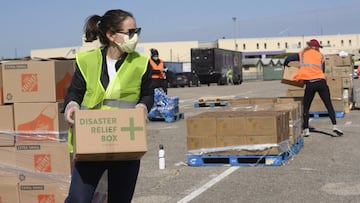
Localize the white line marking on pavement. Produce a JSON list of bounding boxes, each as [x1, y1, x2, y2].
[[177, 167, 238, 203]]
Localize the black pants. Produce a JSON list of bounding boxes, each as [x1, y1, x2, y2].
[[302, 79, 337, 129], [152, 78, 168, 94], [65, 160, 140, 203]]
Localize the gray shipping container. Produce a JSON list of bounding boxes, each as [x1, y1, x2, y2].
[[191, 48, 243, 85]]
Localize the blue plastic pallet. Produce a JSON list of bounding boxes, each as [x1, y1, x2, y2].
[[291, 137, 304, 154], [309, 111, 345, 118], [194, 101, 229, 108], [187, 138, 304, 167], [148, 112, 184, 123]]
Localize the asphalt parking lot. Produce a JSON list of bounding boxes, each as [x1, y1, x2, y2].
[[132, 80, 360, 203]]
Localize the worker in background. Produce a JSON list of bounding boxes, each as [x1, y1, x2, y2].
[[226, 67, 233, 85], [150, 48, 168, 94], [284, 39, 343, 137]]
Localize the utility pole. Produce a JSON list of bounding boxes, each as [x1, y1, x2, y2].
[[232, 17, 237, 50]]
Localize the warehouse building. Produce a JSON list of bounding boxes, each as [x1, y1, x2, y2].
[[31, 33, 360, 62]]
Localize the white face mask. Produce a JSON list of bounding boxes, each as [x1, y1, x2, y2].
[[115, 33, 139, 53], [152, 56, 159, 61]]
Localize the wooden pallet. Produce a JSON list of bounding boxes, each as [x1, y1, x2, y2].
[[194, 101, 229, 108]]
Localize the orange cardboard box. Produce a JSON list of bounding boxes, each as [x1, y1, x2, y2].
[[13, 102, 65, 142], [73, 108, 148, 161], [0, 104, 15, 146], [2, 60, 74, 103], [18, 182, 69, 203], [15, 142, 71, 183]]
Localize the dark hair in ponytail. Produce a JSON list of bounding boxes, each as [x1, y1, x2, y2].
[[83, 9, 134, 46]]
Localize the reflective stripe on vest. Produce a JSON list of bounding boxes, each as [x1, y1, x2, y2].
[[293, 49, 325, 81], [300, 52, 322, 69]]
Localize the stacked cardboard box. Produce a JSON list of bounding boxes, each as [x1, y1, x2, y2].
[[187, 98, 302, 155], [324, 54, 353, 113], [230, 97, 303, 145], [0, 60, 75, 202]]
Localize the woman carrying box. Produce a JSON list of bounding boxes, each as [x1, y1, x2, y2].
[[284, 39, 343, 137], [63, 9, 153, 203]]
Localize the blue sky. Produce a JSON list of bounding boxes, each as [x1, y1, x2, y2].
[[1, 0, 360, 59]]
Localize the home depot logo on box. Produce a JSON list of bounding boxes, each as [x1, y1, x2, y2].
[[16, 145, 52, 172], [19, 182, 68, 203], [38, 194, 55, 203], [22, 73, 38, 92], [15, 142, 71, 182], [2, 60, 74, 103], [73, 108, 148, 161], [34, 154, 52, 172]]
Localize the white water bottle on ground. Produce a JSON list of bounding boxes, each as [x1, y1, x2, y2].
[[158, 144, 165, 170]]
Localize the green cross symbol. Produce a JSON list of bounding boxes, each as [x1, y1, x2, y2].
[[342, 69, 350, 74], [121, 117, 144, 140]]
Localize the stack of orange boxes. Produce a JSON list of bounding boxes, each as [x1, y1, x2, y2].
[[0, 60, 75, 202]]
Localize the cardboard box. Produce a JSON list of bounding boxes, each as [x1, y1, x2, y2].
[[342, 76, 352, 88], [326, 76, 343, 98], [309, 96, 344, 112], [325, 54, 352, 67], [2, 60, 74, 103], [281, 66, 304, 88], [186, 116, 217, 138], [331, 66, 353, 77], [0, 176, 19, 203], [249, 97, 277, 104], [18, 182, 69, 203], [186, 110, 290, 152], [216, 117, 246, 137], [229, 98, 251, 106], [15, 142, 71, 183], [73, 108, 147, 161], [0, 147, 17, 175], [0, 105, 15, 146], [0, 64, 3, 105], [13, 102, 63, 142], [187, 137, 217, 151]]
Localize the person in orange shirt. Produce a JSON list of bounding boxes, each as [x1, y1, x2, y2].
[[284, 39, 343, 137], [150, 48, 168, 94]]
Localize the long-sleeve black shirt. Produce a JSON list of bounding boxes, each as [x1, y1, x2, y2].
[[64, 48, 154, 112]]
